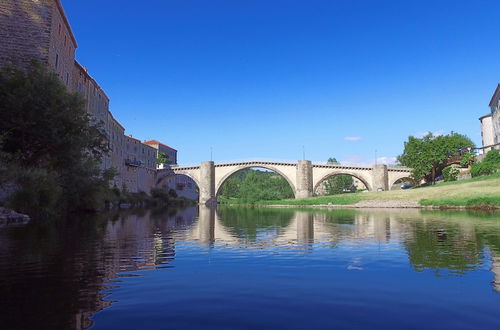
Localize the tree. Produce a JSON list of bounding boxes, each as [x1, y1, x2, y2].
[[0, 62, 111, 215], [398, 132, 474, 184], [156, 151, 170, 166], [218, 168, 294, 203], [324, 157, 354, 194]]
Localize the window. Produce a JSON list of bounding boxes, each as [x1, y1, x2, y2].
[[66, 72, 69, 85], [55, 53, 59, 68]]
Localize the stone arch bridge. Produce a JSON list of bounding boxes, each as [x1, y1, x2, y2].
[[157, 160, 412, 205]]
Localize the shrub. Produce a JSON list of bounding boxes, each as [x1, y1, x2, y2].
[[460, 152, 476, 167], [443, 165, 460, 182], [484, 149, 500, 164], [471, 161, 497, 177], [8, 168, 62, 218]]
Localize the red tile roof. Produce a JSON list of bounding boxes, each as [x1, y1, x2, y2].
[[143, 140, 177, 151]]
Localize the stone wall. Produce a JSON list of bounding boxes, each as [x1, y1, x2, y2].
[[491, 85, 500, 146], [0, 0, 52, 68], [47, 0, 76, 89]]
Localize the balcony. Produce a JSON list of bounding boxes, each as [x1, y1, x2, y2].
[[125, 158, 142, 167]]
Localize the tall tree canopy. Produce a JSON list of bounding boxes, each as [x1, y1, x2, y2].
[[398, 132, 474, 184], [0, 63, 111, 216]]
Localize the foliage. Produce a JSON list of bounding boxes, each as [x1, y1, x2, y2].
[[0, 63, 111, 216], [470, 161, 497, 177], [8, 168, 62, 219], [484, 149, 500, 164], [459, 152, 476, 167], [470, 149, 500, 178], [218, 168, 294, 203], [442, 165, 460, 182], [398, 132, 474, 184], [324, 175, 354, 194], [323, 157, 354, 194], [156, 151, 170, 165]]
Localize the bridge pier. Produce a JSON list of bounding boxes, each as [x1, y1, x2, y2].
[[296, 160, 313, 199], [199, 161, 216, 205], [198, 205, 216, 245], [372, 164, 389, 191]]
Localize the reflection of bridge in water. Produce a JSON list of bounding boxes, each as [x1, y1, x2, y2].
[[189, 206, 500, 292], [189, 206, 413, 247], [157, 160, 413, 204]]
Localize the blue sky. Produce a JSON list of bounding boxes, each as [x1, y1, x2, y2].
[[63, 0, 500, 165]]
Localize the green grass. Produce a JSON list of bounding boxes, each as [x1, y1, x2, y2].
[[220, 194, 365, 206], [423, 172, 500, 187], [420, 196, 500, 207]]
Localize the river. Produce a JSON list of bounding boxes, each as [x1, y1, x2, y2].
[[1, 206, 500, 329]]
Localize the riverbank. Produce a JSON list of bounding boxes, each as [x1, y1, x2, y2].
[[220, 173, 500, 210]]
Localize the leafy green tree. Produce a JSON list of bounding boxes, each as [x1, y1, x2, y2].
[[218, 168, 294, 203], [0, 63, 111, 215], [156, 151, 170, 166], [324, 157, 354, 194], [398, 132, 474, 184], [460, 152, 476, 167]]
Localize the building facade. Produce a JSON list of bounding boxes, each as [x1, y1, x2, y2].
[[143, 140, 198, 200], [479, 84, 500, 154], [143, 140, 178, 167], [0, 0, 169, 194], [0, 0, 76, 89], [479, 114, 494, 153], [489, 84, 500, 146]]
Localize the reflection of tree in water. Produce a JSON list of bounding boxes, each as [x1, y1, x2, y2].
[[217, 206, 295, 241], [320, 209, 357, 225], [0, 207, 198, 329], [403, 219, 483, 275]]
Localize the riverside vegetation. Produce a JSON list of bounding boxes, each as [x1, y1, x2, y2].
[[0, 63, 187, 220]]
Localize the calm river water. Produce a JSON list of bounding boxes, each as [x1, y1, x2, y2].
[[1, 206, 500, 329]]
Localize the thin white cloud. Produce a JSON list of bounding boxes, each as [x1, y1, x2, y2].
[[344, 136, 362, 141], [376, 156, 398, 165], [416, 130, 445, 138]]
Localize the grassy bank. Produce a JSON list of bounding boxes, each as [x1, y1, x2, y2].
[[220, 173, 500, 209]]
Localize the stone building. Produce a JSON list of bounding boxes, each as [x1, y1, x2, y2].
[[479, 114, 494, 153], [0, 0, 161, 194], [0, 0, 76, 89], [489, 84, 500, 146], [479, 84, 500, 154], [143, 140, 178, 166], [142, 140, 198, 200]]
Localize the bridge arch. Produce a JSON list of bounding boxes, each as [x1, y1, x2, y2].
[[313, 171, 372, 193], [156, 171, 201, 196], [389, 176, 416, 190], [215, 164, 297, 198]]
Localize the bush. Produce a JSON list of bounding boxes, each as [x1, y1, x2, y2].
[[484, 149, 500, 164], [8, 168, 62, 218], [471, 161, 498, 177], [443, 165, 460, 182], [460, 152, 476, 167]]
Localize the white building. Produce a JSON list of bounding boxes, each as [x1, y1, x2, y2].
[[479, 84, 500, 154]]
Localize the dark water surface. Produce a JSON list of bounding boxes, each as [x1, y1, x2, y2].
[[1, 206, 500, 329]]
